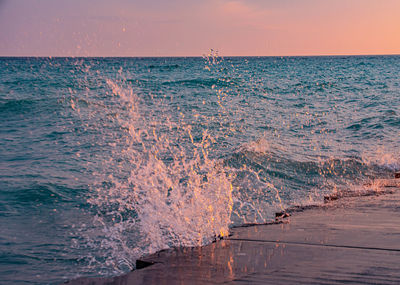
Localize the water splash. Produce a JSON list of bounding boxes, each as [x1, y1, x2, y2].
[[362, 147, 400, 172], [2, 56, 400, 284], [67, 55, 399, 276], [79, 70, 236, 272]]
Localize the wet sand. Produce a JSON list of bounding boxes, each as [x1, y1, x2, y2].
[[67, 178, 400, 284]]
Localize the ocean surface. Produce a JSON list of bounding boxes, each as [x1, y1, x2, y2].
[[1, 55, 399, 284]]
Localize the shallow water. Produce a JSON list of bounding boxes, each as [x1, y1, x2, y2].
[[0, 55, 399, 284]]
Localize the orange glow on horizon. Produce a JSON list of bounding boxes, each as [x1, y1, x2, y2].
[[0, 0, 399, 56]]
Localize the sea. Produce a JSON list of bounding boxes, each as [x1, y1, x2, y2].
[[1, 54, 399, 284]]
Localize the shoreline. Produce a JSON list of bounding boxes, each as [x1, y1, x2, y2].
[[67, 177, 400, 284]]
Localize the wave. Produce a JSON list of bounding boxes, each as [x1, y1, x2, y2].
[[161, 77, 240, 88], [0, 98, 63, 117], [0, 99, 38, 113], [225, 137, 398, 224], [66, 56, 400, 277], [148, 64, 180, 70], [77, 78, 234, 274], [1, 182, 75, 206]]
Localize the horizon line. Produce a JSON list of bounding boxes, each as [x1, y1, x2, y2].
[[1, 53, 400, 59]]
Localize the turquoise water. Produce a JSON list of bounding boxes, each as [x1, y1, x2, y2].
[[1, 55, 399, 284]]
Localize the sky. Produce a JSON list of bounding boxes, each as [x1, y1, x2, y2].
[[0, 0, 399, 57]]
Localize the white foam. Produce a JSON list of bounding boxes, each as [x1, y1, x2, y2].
[[84, 79, 234, 271]]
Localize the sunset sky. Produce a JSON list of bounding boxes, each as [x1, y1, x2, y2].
[[0, 0, 399, 57]]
